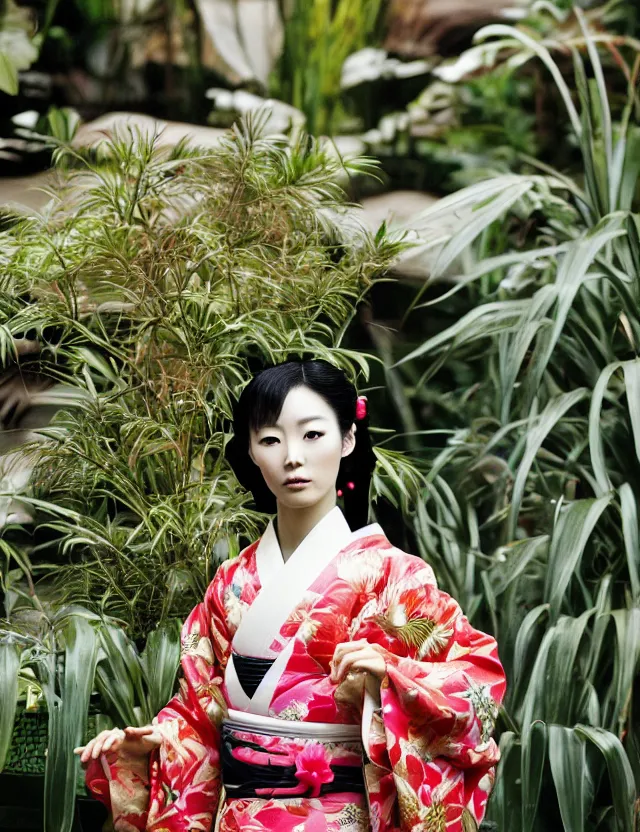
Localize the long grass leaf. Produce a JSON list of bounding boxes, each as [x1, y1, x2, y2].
[[575, 725, 636, 832], [589, 360, 622, 493], [521, 720, 547, 832], [0, 640, 21, 771], [508, 389, 588, 540], [544, 495, 613, 622], [548, 725, 592, 832], [43, 616, 98, 832], [619, 483, 640, 601]]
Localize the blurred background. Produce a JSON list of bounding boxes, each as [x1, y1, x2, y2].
[[1, 2, 640, 831]]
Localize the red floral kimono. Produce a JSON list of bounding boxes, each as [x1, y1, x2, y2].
[[86, 507, 506, 831]]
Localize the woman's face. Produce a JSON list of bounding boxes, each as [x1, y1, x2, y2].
[[249, 386, 355, 511]]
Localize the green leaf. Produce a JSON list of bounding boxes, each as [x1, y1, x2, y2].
[[43, 616, 98, 832], [521, 720, 547, 832], [548, 725, 593, 832], [395, 300, 529, 368], [141, 620, 181, 717], [0, 52, 19, 95], [486, 535, 548, 597], [508, 389, 588, 540], [589, 361, 623, 493], [0, 639, 22, 770], [619, 483, 640, 601], [622, 360, 640, 469], [526, 224, 624, 401], [609, 608, 640, 737], [575, 725, 636, 832], [544, 495, 613, 622]]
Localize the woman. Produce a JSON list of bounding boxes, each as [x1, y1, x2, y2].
[[76, 359, 506, 832]]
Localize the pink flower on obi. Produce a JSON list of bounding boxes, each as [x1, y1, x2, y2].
[[294, 743, 335, 798]]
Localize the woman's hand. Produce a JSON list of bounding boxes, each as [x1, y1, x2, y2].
[[74, 725, 162, 767], [330, 640, 386, 683]]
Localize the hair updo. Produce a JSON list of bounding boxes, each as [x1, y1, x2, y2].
[[225, 359, 376, 529]]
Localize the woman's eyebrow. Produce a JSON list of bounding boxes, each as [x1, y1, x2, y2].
[[297, 416, 328, 425]]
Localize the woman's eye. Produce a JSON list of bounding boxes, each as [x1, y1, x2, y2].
[[305, 431, 323, 440], [259, 436, 279, 446]]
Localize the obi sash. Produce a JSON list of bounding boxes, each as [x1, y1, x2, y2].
[[221, 709, 365, 800]]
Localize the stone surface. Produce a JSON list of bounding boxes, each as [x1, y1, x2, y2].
[[73, 111, 227, 150]]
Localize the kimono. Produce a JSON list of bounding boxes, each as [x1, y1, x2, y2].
[[86, 507, 506, 832]]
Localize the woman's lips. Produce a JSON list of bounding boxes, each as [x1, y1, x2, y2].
[[284, 478, 310, 488]]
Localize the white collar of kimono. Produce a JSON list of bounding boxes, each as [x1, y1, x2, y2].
[[234, 505, 378, 655], [226, 507, 383, 713]]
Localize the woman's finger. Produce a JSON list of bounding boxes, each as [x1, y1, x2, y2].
[[331, 640, 367, 668], [334, 647, 371, 681], [101, 730, 125, 754], [124, 725, 154, 737], [92, 729, 123, 759]]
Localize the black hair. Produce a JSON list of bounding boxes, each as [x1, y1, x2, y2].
[[225, 359, 376, 529]]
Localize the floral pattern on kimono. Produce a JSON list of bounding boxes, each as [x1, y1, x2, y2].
[[86, 507, 506, 832]]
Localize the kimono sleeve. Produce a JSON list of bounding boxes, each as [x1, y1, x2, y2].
[[86, 568, 231, 832], [354, 555, 506, 832]]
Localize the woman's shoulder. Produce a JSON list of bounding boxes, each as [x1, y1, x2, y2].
[[346, 526, 438, 587]]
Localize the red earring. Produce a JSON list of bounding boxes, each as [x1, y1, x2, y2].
[[337, 489, 343, 497]]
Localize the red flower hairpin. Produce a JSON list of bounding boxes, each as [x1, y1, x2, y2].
[[356, 396, 367, 420]]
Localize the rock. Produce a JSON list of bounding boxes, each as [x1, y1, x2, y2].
[[73, 111, 227, 150], [360, 190, 439, 231]]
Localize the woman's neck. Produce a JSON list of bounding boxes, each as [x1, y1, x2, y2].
[[276, 492, 337, 561]]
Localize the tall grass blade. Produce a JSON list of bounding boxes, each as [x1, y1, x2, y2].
[[521, 720, 547, 832], [43, 616, 98, 832], [544, 495, 613, 622], [575, 725, 636, 832], [0, 640, 21, 771], [619, 483, 640, 601], [508, 389, 588, 540], [548, 725, 592, 832]]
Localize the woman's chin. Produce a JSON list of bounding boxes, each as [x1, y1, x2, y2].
[[277, 487, 333, 510]]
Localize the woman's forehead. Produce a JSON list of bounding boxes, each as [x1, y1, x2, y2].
[[258, 387, 335, 428]]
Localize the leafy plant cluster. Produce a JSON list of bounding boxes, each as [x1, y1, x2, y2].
[[0, 116, 421, 831], [383, 12, 640, 831]]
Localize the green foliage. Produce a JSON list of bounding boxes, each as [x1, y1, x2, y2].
[[389, 13, 640, 831], [0, 607, 182, 832], [271, 0, 384, 134], [0, 115, 407, 639]]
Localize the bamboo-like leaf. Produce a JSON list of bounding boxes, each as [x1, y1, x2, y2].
[[141, 620, 181, 718], [575, 725, 636, 832], [622, 360, 640, 468], [609, 608, 640, 737], [589, 360, 623, 493], [43, 616, 98, 832], [545, 610, 594, 724], [508, 389, 588, 540], [94, 623, 146, 727], [0, 639, 22, 771], [395, 300, 529, 368], [487, 535, 548, 597], [619, 483, 640, 601], [485, 731, 519, 831], [521, 720, 547, 832], [527, 225, 624, 400], [544, 495, 613, 622], [474, 24, 582, 137], [548, 725, 592, 832], [512, 604, 548, 714], [429, 179, 534, 281]]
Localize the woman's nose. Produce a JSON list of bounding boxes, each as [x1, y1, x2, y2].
[[284, 441, 304, 467]]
